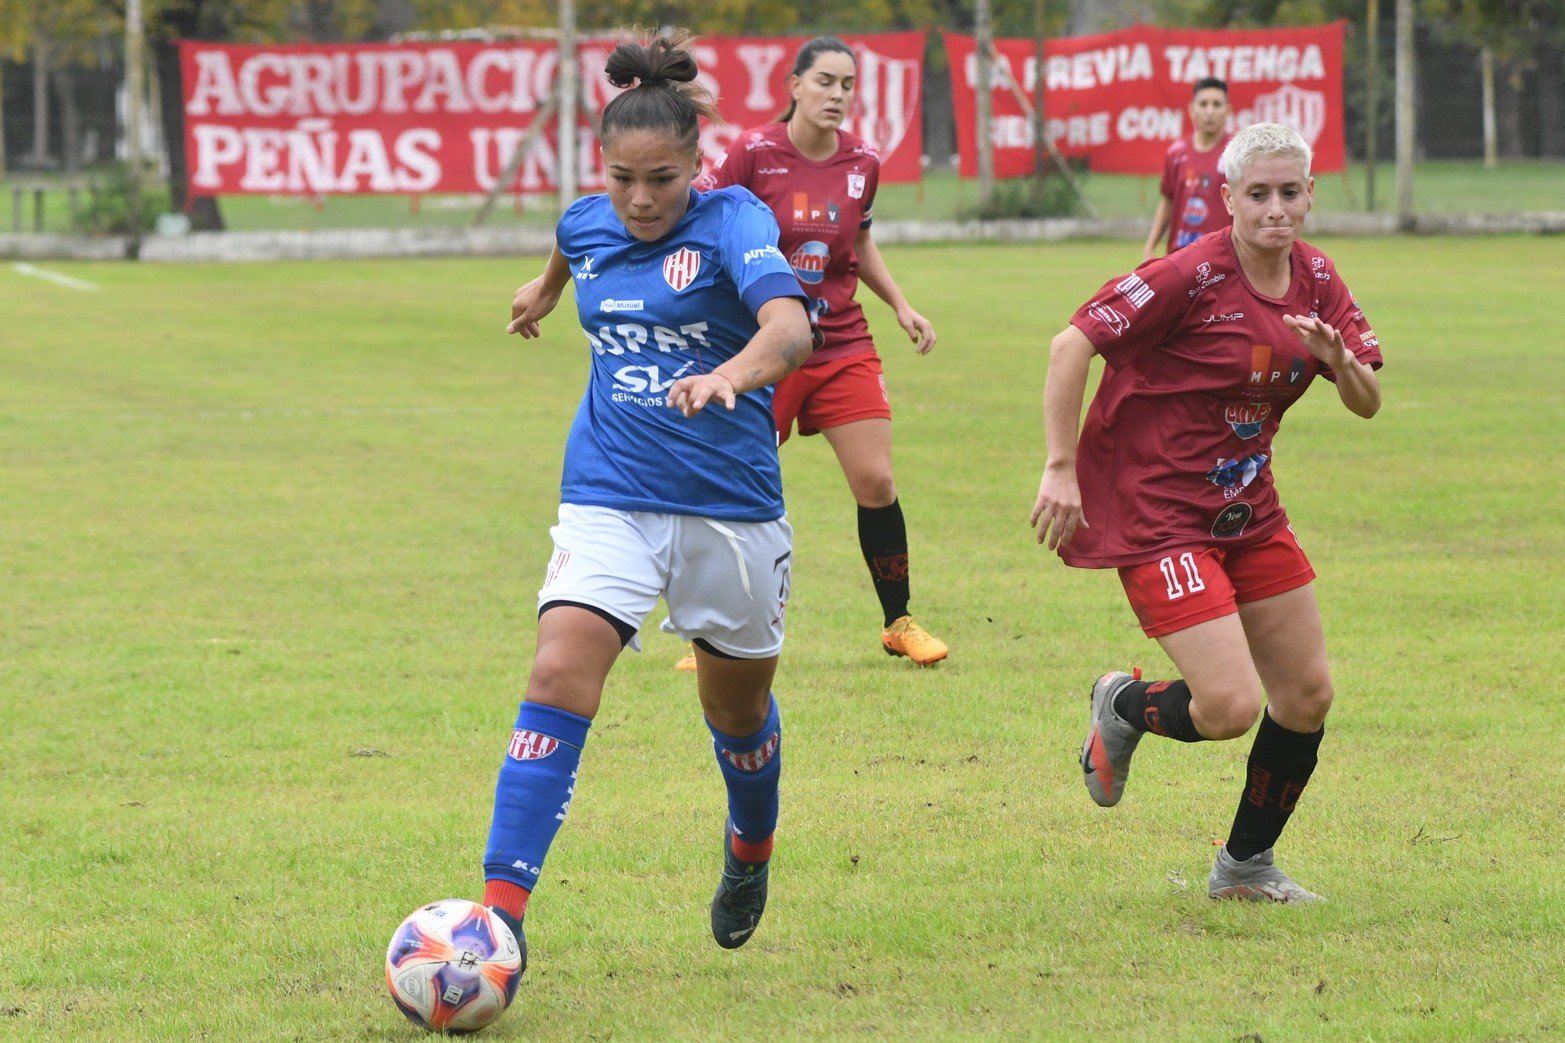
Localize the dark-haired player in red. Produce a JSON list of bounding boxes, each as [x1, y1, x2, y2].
[[1032, 123, 1384, 903], [686, 35, 948, 669], [1143, 77, 1233, 261]]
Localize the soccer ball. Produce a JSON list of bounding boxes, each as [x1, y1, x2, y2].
[[385, 899, 522, 1034]]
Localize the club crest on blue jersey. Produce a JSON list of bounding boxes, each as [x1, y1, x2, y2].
[[662, 248, 701, 292]]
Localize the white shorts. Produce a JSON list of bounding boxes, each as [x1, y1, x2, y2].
[[538, 504, 793, 659]]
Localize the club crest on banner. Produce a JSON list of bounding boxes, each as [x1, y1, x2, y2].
[[1246, 84, 1326, 146], [663, 248, 701, 292], [841, 44, 920, 159]]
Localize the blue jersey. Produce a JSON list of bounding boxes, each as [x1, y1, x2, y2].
[[555, 186, 805, 522]]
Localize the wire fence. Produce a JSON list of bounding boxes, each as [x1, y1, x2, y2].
[[3, 19, 1561, 235]]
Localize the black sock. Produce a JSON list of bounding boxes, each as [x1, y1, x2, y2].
[[1225, 711, 1324, 862], [858, 500, 911, 627], [1112, 679, 1205, 742]]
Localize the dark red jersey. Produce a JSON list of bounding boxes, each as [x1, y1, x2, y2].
[[699, 123, 880, 366], [1160, 135, 1232, 254], [1063, 227, 1384, 569]]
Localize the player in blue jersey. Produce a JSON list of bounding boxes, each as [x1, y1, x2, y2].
[[476, 32, 813, 974]]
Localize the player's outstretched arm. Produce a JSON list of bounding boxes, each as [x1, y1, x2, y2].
[[854, 229, 936, 354], [506, 245, 572, 339], [666, 297, 812, 418], [1031, 324, 1096, 550], [1283, 314, 1382, 419], [1143, 197, 1172, 262]]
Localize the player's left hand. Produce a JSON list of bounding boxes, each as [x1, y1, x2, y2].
[[1284, 314, 1349, 368], [897, 306, 937, 355], [667, 372, 736, 418]]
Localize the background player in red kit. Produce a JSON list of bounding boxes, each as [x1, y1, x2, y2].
[[1031, 123, 1384, 902], [692, 36, 949, 668], [1143, 77, 1233, 261]]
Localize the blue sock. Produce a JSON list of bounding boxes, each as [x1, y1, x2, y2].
[[707, 695, 781, 862], [483, 701, 591, 894]]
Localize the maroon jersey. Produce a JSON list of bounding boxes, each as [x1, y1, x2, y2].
[[699, 123, 880, 366], [1063, 228, 1384, 569], [1160, 135, 1232, 254]]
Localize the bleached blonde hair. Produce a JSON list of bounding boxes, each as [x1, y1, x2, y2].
[[1221, 123, 1312, 184]]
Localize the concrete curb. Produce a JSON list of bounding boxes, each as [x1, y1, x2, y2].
[[3, 211, 1561, 263], [0, 233, 132, 260]]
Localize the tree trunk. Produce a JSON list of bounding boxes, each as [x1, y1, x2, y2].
[[1537, 40, 1565, 158], [1498, 58, 1524, 158], [153, 38, 224, 230], [1394, 0, 1415, 225], [1481, 47, 1497, 168], [370, 0, 416, 39], [29, 35, 52, 167], [0, 63, 9, 178], [56, 64, 81, 174]]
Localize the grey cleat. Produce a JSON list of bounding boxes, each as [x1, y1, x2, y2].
[[710, 828, 769, 950], [1208, 846, 1324, 904], [1080, 671, 1144, 807]]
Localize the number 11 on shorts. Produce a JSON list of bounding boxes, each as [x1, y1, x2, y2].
[[1159, 552, 1207, 600]]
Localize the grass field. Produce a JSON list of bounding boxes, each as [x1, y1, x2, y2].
[[2, 235, 1563, 1040], [8, 159, 1563, 233]]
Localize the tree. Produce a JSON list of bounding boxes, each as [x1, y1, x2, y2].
[[0, 0, 107, 171], [140, 0, 288, 228], [1424, 0, 1565, 157], [0, 0, 26, 176]]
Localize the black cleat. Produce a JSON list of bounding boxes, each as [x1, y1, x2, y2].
[[487, 905, 528, 975], [709, 827, 769, 950]]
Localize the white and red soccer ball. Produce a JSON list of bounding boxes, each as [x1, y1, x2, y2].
[[385, 899, 522, 1034]]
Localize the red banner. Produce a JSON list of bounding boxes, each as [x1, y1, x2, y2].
[[178, 32, 924, 196], [944, 23, 1344, 177]]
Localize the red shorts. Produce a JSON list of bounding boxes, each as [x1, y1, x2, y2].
[[1117, 526, 1316, 638], [773, 352, 890, 446]]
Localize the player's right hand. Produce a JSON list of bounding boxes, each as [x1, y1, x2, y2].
[[507, 275, 561, 338], [666, 372, 737, 418], [1030, 466, 1088, 550]]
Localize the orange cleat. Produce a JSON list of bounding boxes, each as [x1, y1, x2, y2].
[[674, 645, 697, 672], [881, 616, 949, 666]]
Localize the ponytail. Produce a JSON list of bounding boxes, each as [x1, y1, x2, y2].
[[601, 30, 717, 154]]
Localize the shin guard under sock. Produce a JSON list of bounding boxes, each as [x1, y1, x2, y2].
[[707, 695, 782, 863], [1225, 710, 1324, 862], [483, 701, 591, 902], [858, 501, 911, 626]]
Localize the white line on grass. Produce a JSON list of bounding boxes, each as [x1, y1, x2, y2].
[[11, 262, 99, 291]]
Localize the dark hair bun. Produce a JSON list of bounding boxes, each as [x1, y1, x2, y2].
[[604, 37, 700, 91]]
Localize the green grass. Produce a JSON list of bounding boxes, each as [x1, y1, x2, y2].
[[6, 158, 1561, 234], [2, 237, 1563, 1040]]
